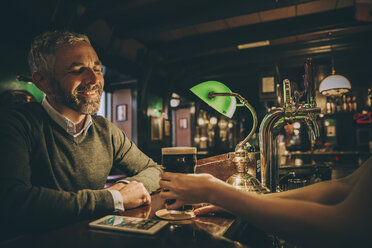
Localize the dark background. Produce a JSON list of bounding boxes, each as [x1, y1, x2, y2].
[[1, 1, 372, 92], [1, 0, 371, 154]]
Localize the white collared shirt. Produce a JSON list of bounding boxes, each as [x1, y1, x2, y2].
[[41, 96, 125, 212], [41, 96, 92, 137]]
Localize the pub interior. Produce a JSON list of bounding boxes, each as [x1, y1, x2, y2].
[[1, 0, 372, 247]]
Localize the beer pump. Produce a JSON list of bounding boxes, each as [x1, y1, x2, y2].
[[191, 58, 321, 193]]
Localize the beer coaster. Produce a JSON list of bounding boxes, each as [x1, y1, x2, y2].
[[155, 209, 195, 220]]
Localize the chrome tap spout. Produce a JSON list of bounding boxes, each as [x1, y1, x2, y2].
[[259, 108, 286, 192], [303, 111, 321, 140], [259, 76, 321, 192]]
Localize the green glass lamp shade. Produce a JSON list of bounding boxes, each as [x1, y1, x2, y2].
[[190, 81, 236, 118]]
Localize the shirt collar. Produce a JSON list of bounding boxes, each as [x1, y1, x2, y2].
[[41, 96, 92, 137]]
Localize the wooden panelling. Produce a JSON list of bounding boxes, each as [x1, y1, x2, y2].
[[225, 13, 261, 28], [195, 20, 228, 33], [112, 89, 132, 140], [336, 0, 354, 9], [168, 26, 198, 40], [297, 0, 337, 16], [259, 6, 296, 22], [176, 108, 192, 147]]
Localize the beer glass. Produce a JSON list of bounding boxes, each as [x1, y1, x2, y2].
[[161, 147, 197, 211]]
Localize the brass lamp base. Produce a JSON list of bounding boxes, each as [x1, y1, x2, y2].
[[226, 172, 269, 194]]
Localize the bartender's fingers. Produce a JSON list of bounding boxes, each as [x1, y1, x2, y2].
[[159, 189, 177, 199], [165, 200, 184, 210], [193, 205, 223, 216], [192, 203, 211, 209], [159, 179, 172, 189]]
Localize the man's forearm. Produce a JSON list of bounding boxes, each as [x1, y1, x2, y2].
[[125, 166, 162, 193], [0, 181, 114, 229], [114, 135, 163, 193]]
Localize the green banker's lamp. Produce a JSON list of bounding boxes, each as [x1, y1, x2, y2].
[[191, 81, 267, 193]]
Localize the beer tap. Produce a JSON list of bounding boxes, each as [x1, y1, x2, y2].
[[259, 58, 321, 192]]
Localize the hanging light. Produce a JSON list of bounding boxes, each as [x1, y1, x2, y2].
[[319, 59, 351, 97]]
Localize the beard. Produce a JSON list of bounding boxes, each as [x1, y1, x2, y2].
[[50, 77, 103, 115]]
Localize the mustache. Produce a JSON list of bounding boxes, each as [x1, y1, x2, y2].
[[75, 84, 102, 93]]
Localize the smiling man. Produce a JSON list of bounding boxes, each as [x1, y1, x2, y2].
[[0, 31, 162, 235]]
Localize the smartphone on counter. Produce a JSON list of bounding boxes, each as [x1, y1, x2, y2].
[[89, 215, 168, 235]]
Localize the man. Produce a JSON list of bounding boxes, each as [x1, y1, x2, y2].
[[0, 30, 162, 233], [160, 156, 372, 247]]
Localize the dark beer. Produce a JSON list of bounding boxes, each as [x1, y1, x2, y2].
[[161, 147, 197, 173], [161, 147, 197, 206]]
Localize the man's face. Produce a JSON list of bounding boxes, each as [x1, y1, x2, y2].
[[50, 42, 104, 115]]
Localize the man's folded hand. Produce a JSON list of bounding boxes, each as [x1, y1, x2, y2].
[[107, 181, 151, 209]]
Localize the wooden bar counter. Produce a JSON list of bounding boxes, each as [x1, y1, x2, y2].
[[1, 193, 274, 248]]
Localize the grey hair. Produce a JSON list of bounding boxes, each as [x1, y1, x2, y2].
[[28, 30, 91, 76]]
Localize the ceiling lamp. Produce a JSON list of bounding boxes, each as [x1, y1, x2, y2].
[[319, 62, 351, 97]]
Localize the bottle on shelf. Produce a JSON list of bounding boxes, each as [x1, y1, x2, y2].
[[326, 98, 332, 114], [352, 96, 357, 112], [336, 96, 342, 113], [367, 88, 372, 109], [331, 99, 336, 114], [342, 95, 348, 112], [347, 96, 352, 112]]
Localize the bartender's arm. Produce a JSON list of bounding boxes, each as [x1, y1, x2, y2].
[[194, 157, 369, 215], [193, 175, 353, 215], [160, 156, 372, 246], [265, 158, 367, 204]]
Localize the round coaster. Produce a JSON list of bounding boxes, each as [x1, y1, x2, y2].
[[155, 209, 195, 220]]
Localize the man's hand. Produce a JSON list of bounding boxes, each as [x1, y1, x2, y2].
[[106, 181, 151, 209]]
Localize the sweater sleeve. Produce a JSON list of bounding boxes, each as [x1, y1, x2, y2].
[[0, 108, 114, 230], [111, 124, 163, 194]]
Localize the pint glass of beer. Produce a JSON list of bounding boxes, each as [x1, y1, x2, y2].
[[161, 147, 197, 208], [161, 147, 197, 174]]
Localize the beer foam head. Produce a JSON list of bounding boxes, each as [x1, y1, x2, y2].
[[161, 147, 197, 155]]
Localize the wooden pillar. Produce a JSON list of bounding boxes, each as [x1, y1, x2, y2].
[[137, 50, 156, 151]]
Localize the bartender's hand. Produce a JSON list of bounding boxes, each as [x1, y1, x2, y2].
[[107, 181, 151, 209], [193, 204, 226, 216], [159, 172, 221, 209]]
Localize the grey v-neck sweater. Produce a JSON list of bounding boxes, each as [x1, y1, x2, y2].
[[0, 103, 162, 229]]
